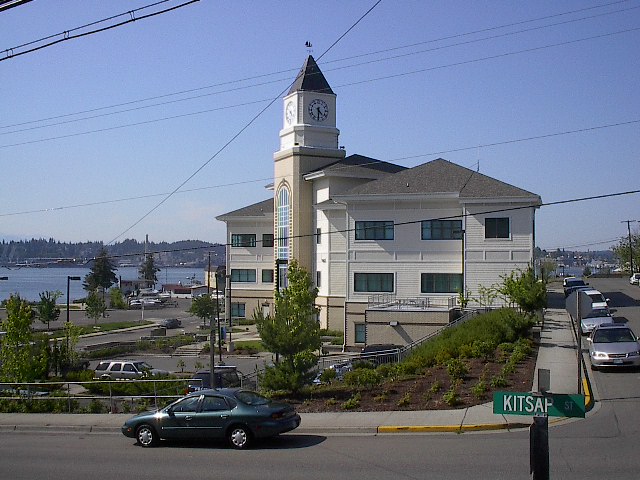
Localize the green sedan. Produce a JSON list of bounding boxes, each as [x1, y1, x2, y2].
[[122, 388, 301, 449]]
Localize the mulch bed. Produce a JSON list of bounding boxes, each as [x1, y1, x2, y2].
[[285, 345, 538, 413]]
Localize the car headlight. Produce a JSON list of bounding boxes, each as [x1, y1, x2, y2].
[[629, 351, 640, 357], [592, 352, 607, 359]]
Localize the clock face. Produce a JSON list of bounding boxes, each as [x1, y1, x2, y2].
[[285, 101, 296, 125], [308, 99, 329, 122]]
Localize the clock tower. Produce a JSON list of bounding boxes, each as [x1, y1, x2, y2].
[[274, 55, 345, 283]]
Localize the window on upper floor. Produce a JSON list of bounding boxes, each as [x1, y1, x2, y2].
[[485, 218, 510, 239], [262, 269, 274, 283], [354, 273, 394, 292], [316, 271, 321, 287], [421, 220, 463, 240], [231, 234, 256, 247], [355, 221, 394, 240], [262, 234, 274, 248], [316, 228, 321, 244], [420, 273, 463, 294], [230, 269, 256, 282]]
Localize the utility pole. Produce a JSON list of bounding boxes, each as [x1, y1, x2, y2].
[[621, 220, 637, 274]]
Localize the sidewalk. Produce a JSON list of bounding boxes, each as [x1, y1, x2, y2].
[[0, 308, 591, 435]]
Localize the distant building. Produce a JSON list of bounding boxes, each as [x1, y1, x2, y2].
[[217, 56, 541, 349]]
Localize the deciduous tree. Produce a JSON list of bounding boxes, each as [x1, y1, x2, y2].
[[35, 290, 62, 330]]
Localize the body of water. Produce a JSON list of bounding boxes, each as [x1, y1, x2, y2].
[[0, 266, 207, 303]]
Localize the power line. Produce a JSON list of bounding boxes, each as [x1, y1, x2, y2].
[[1, 0, 199, 62], [21, 187, 638, 265], [2, 25, 638, 151], [2, 1, 635, 133], [1, 118, 638, 219]]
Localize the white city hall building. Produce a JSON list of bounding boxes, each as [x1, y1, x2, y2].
[[216, 56, 541, 350]]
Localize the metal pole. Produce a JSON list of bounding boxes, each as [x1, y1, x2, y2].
[[530, 415, 549, 480], [216, 273, 222, 362]]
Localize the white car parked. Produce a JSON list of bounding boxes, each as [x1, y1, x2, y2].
[[630, 273, 640, 285]]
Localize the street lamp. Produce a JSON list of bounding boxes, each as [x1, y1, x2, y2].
[[66, 276, 81, 323]]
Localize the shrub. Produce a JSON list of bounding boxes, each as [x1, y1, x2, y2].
[[397, 393, 412, 407], [446, 358, 469, 381], [471, 380, 488, 399], [491, 374, 508, 388], [342, 392, 361, 410], [343, 369, 382, 389], [443, 383, 461, 407], [429, 380, 443, 394]]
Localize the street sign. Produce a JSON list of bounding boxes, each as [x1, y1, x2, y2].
[[493, 391, 585, 418]]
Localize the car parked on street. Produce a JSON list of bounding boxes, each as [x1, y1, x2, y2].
[[630, 273, 640, 285], [121, 388, 301, 449], [580, 308, 615, 335], [588, 323, 640, 370], [563, 277, 588, 297], [93, 360, 169, 380]]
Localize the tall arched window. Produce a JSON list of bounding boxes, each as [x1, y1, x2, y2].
[[276, 187, 290, 289]]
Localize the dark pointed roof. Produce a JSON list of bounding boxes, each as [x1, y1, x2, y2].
[[288, 55, 334, 95], [339, 158, 540, 201]]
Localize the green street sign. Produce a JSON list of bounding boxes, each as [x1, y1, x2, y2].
[[493, 392, 585, 418]]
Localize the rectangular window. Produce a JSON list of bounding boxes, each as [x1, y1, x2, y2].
[[355, 221, 394, 240], [230, 269, 256, 282], [420, 273, 463, 293], [231, 303, 246, 318], [485, 218, 510, 239], [262, 269, 274, 283], [262, 234, 274, 248], [316, 228, 321, 244], [355, 323, 366, 343], [316, 271, 321, 287], [421, 220, 463, 240], [354, 273, 394, 292], [231, 234, 256, 247]]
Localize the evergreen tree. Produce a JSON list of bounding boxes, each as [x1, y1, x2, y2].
[[83, 246, 118, 293], [253, 260, 321, 393], [139, 253, 160, 288]]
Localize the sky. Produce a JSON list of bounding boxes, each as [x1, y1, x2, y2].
[[1, 0, 639, 252]]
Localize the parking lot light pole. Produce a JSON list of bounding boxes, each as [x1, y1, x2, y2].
[[66, 276, 81, 323]]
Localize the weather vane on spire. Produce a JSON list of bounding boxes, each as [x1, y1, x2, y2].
[[305, 41, 313, 54]]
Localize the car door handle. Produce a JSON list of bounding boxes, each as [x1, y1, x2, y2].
[[220, 414, 229, 419], [185, 416, 193, 421]]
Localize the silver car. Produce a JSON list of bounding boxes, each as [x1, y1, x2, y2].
[[580, 308, 614, 335], [588, 324, 640, 370], [94, 360, 169, 380]]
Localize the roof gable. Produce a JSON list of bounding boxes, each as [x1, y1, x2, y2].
[[216, 198, 273, 220]]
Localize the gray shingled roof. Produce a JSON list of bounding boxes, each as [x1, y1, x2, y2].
[[287, 55, 334, 95], [216, 198, 273, 220], [308, 154, 407, 177], [338, 158, 540, 200]]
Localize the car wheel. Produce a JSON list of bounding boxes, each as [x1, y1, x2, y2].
[[136, 424, 158, 447], [227, 425, 251, 449]]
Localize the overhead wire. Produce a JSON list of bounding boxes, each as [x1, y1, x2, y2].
[[1, 1, 636, 133], [0, 0, 199, 62]]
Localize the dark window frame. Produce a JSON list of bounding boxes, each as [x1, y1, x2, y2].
[[230, 269, 257, 283], [420, 273, 463, 293], [421, 220, 463, 240], [231, 233, 257, 247], [355, 221, 394, 241], [354, 273, 394, 293], [485, 217, 510, 239], [262, 234, 274, 248]]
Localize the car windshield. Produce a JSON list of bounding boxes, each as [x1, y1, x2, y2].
[[566, 280, 585, 287], [234, 390, 270, 406], [584, 309, 610, 318], [134, 362, 153, 370], [593, 329, 636, 343]]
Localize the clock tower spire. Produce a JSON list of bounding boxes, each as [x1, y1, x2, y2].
[[273, 55, 345, 282]]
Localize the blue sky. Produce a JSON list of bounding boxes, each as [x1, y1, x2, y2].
[[1, 0, 639, 251]]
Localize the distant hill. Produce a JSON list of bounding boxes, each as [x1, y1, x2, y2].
[[0, 238, 225, 268]]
